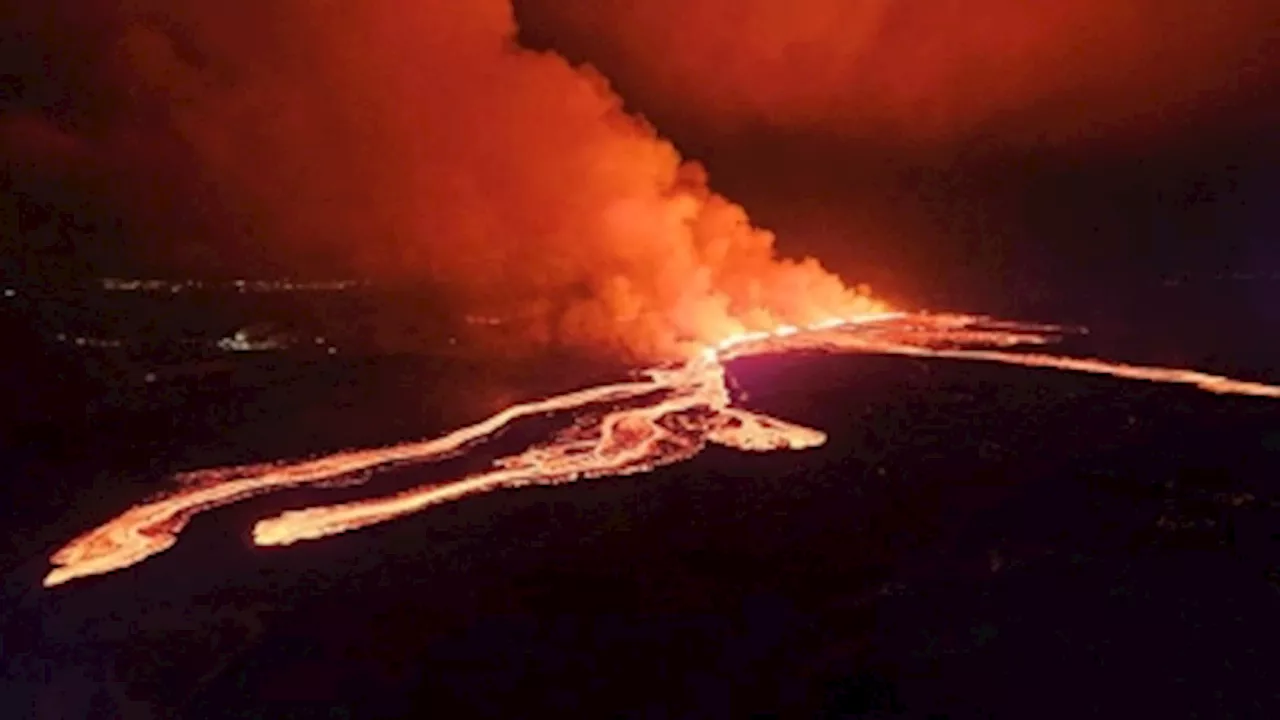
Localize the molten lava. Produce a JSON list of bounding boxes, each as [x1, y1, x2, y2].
[[42, 313, 1280, 588]]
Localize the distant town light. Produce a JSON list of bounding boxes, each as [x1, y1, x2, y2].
[[98, 277, 362, 293], [3, 288, 14, 297]]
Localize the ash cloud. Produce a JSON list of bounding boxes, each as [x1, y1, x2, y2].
[[55, 0, 878, 360], [524, 0, 1279, 146]]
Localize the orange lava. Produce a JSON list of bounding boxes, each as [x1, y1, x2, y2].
[[43, 313, 1280, 588]]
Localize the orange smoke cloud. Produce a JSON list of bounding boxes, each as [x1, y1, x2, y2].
[[524, 0, 1278, 144], [109, 0, 880, 360]]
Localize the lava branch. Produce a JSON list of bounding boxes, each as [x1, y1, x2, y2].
[[40, 372, 674, 587], [828, 342, 1280, 398], [253, 360, 824, 547], [42, 313, 1280, 588]]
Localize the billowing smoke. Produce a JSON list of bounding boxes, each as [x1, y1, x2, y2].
[[102, 0, 880, 360], [524, 0, 1278, 145]]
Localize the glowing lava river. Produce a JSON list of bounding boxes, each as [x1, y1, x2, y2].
[[42, 313, 1280, 588]]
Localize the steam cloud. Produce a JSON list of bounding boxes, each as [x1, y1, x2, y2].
[[527, 0, 1278, 144], [103, 0, 879, 360]]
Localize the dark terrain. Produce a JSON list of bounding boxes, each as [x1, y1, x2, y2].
[[1, 280, 1279, 718]]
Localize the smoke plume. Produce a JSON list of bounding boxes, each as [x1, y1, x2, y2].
[[102, 0, 880, 360], [525, 0, 1279, 145]]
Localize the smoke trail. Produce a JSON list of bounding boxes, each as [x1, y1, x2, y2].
[[106, 0, 882, 360]]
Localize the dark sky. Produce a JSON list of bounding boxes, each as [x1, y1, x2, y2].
[[3, 1, 1279, 320]]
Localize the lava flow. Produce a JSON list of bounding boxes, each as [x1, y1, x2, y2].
[[42, 313, 1280, 588]]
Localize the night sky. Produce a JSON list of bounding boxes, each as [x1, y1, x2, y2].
[[515, 1, 1280, 308], [2, 1, 1278, 311]]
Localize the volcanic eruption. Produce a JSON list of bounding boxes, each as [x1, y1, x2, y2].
[[39, 1, 1280, 587]]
